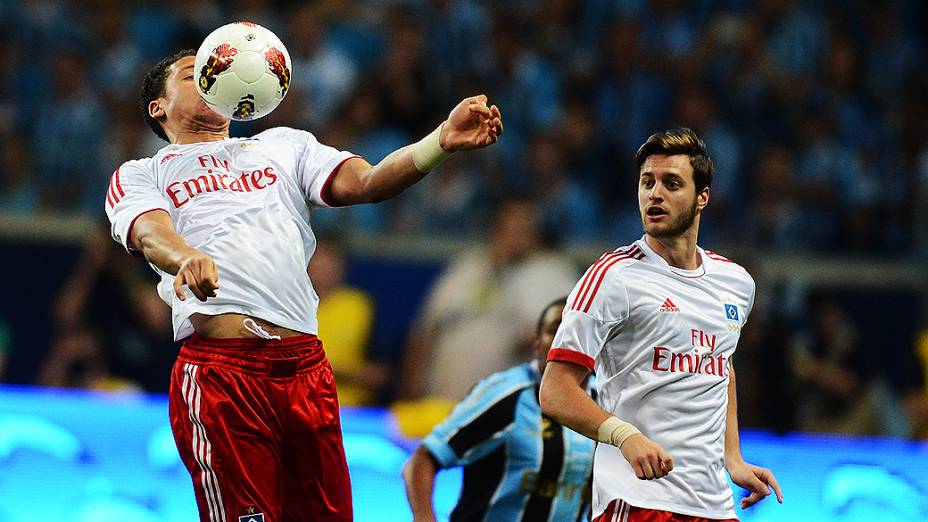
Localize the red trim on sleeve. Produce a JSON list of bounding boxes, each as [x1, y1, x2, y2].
[[546, 348, 595, 371], [125, 208, 170, 257], [705, 250, 735, 263], [107, 177, 119, 206], [114, 168, 125, 197], [319, 155, 362, 207]]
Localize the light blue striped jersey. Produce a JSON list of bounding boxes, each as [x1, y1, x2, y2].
[[423, 363, 596, 522]]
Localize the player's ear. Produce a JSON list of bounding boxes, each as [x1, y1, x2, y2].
[[148, 99, 165, 120], [697, 187, 709, 211]]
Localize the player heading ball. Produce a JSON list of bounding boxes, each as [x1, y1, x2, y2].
[[108, 42, 502, 522]]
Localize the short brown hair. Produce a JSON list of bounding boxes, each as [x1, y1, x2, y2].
[[635, 128, 714, 192], [139, 49, 195, 142]]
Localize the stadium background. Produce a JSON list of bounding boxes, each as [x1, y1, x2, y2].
[[0, 0, 926, 520]]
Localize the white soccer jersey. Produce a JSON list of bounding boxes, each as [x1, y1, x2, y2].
[[548, 236, 755, 520], [104, 127, 358, 340]]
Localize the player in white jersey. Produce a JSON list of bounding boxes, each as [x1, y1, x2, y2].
[[539, 128, 782, 522], [106, 48, 502, 522]]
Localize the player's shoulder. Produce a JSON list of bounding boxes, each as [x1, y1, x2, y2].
[[116, 157, 155, 176], [703, 248, 754, 283], [567, 243, 644, 314], [252, 126, 316, 144], [466, 364, 536, 404], [580, 242, 647, 284]]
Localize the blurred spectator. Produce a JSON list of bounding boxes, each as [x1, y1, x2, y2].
[[0, 0, 921, 256], [392, 153, 487, 235], [37, 222, 173, 391], [90, 2, 143, 106], [309, 236, 388, 406], [399, 199, 576, 401], [0, 134, 38, 214], [790, 298, 883, 435], [523, 132, 599, 243], [287, 4, 359, 130], [745, 145, 803, 249], [32, 49, 105, 213], [762, 0, 829, 77]]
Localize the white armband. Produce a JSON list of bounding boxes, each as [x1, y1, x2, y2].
[[597, 416, 641, 448], [411, 123, 451, 173]]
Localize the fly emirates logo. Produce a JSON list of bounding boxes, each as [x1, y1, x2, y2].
[[166, 154, 279, 208], [651, 328, 728, 378]]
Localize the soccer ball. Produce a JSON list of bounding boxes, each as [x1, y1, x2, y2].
[[194, 22, 292, 121]]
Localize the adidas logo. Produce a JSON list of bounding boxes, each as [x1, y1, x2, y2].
[[659, 298, 679, 313]]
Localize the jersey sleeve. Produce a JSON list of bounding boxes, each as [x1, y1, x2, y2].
[[104, 161, 171, 255], [262, 127, 360, 208], [744, 274, 757, 324], [547, 257, 630, 372], [421, 372, 526, 468]]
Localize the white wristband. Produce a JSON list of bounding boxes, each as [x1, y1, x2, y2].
[[411, 123, 451, 173], [597, 416, 641, 448]]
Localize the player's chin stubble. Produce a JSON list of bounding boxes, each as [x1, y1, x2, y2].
[[641, 200, 699, 239]]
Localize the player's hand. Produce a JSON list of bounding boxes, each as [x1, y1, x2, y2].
[[727, 459, 783, 509], [439, 94, 503, 151], [620, 433, 674, 480], [412, 512, 437, 522], [173, 249, 219, 301]]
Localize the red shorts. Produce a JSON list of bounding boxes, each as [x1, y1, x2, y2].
[[594, 499, 739, 522], [168, 333, 352, 522]]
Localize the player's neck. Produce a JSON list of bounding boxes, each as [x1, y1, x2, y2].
[[169, 118, 231, 145], [645, 230, 700, 270], [172, 129, 230, 145]]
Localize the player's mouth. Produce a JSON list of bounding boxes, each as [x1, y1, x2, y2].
[[646, 206, 668, 220]]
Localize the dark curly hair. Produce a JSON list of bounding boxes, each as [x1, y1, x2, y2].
[[138, 49, 195, 142]]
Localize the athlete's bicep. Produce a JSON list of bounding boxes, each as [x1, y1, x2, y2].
[[288, 128, 362, 207], [324, 156, 373, 206], [128, 209, 175, 252]]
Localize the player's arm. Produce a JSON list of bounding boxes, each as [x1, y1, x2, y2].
[[130, 210, 219, 301], [326, 95, 502, 205], [401, 446, 440, 522], [403, 374, 519, 519], [539, 362, 609, 439], [724, 362, 783, 508], [540, 361, 673, 480]]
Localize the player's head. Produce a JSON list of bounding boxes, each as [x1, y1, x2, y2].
[[635, 128, 713, 240], [534, 297, 567, 374], [139, 50, 229, 142]]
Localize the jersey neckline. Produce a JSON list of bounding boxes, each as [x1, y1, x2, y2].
[[635, 235, 709, 278]]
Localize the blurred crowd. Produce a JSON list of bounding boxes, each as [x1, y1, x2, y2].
[[0, 0, 926, 253], [0, 0, 926, 440]]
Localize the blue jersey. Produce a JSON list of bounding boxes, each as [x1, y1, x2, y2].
[[423, 363, 596, 522]]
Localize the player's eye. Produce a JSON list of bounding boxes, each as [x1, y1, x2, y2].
[[184, 75, 194, 81]]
